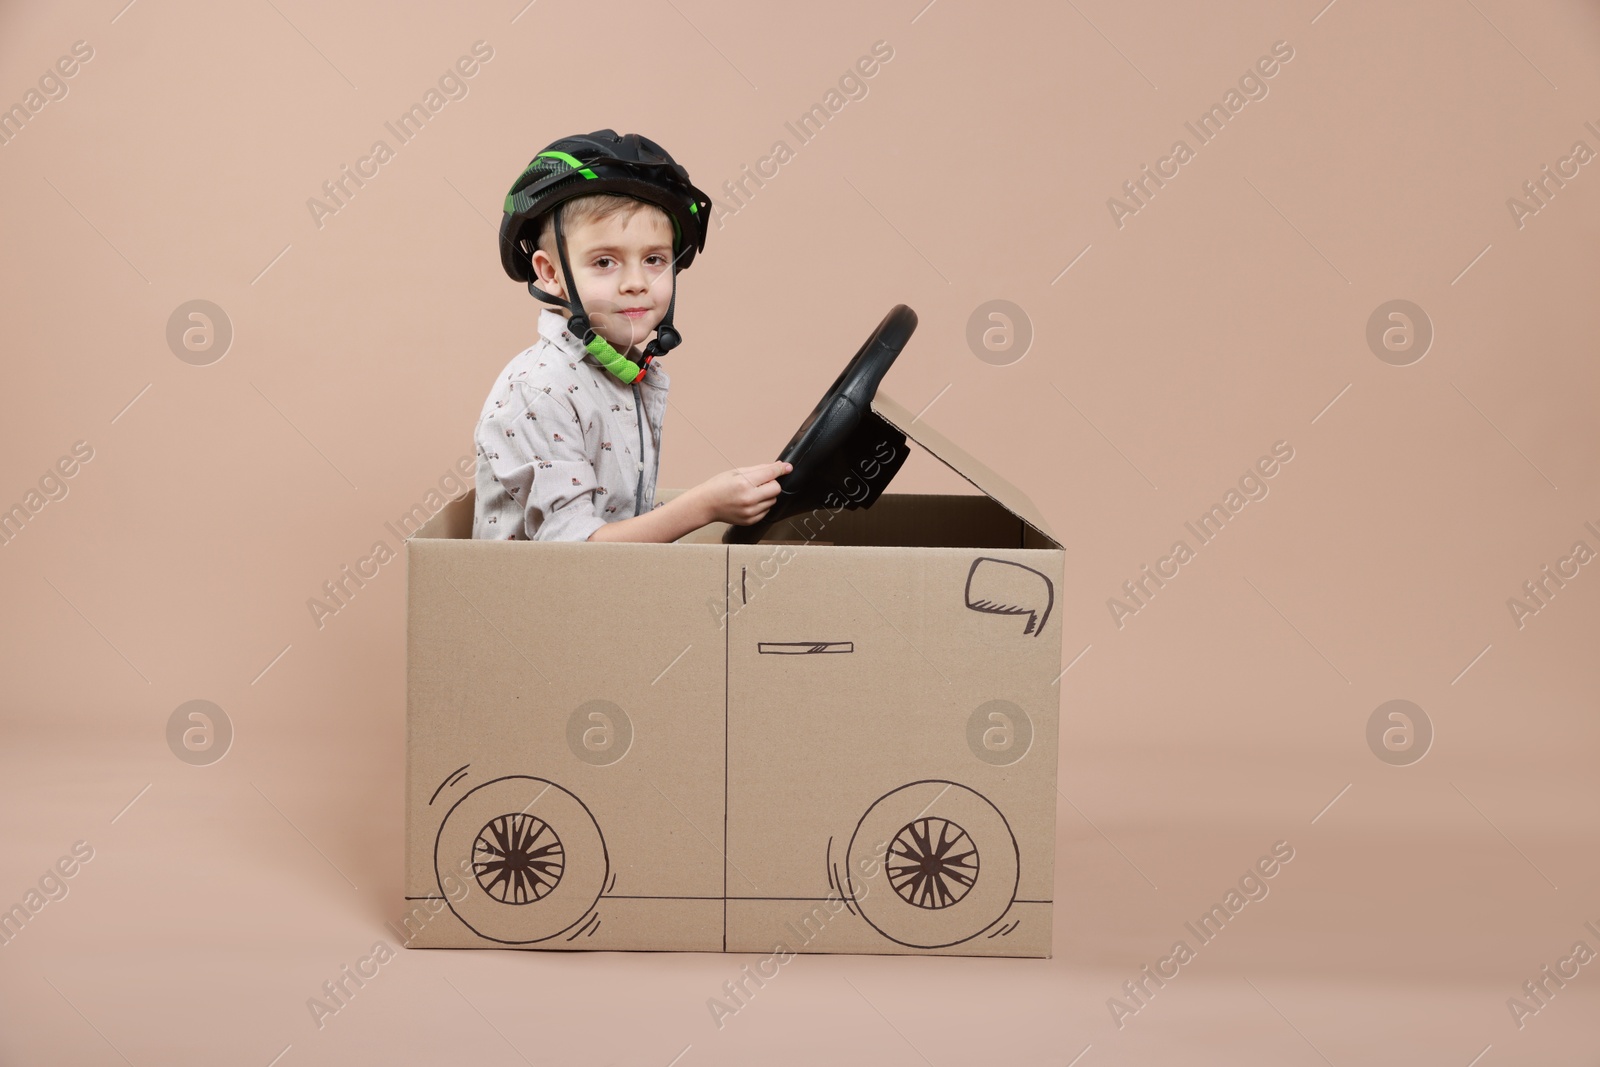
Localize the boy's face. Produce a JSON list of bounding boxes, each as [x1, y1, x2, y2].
[[532, 206, 676, 356]]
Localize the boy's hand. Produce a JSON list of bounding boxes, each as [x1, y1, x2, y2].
[[693, 461, 792, 526]]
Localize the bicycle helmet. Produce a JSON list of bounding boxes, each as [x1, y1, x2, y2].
[[499, 130, 711, 385]]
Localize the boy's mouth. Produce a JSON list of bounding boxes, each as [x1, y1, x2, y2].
[[619, 307, 651, 319]]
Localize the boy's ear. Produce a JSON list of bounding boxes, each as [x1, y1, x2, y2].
[[529, 250, 567, 299]]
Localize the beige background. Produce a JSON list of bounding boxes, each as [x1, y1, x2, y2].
[[3, 0, 1598, 1062]]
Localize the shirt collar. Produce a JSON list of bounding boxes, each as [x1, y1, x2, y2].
[[538, 308, 592, 363]]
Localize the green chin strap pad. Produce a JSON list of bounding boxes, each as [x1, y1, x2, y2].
[[585, 334, 643, 384]]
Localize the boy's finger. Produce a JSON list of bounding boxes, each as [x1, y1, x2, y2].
[[736, 461, 793, 486]]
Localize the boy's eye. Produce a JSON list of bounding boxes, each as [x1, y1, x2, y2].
[[591, 254, 668, 268]]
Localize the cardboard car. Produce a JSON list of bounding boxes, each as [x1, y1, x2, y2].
[[401, 320, 1064, 958]]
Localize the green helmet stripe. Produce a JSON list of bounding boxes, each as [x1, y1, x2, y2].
[[538, 151, 598, 179]]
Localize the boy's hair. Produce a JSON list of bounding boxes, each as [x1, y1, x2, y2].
[[534, 194, 673, 260]]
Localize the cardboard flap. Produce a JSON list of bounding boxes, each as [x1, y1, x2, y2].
[[872, 391, 1059, 547], [415, 492, 473, 540]]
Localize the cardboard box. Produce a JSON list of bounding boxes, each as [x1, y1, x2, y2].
[[402, 392, 1063, 956]]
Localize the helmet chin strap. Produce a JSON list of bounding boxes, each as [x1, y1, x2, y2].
[[526, 203, 683, 386]]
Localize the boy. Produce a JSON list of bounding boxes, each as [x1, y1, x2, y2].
[[474, 130, 789, 543]]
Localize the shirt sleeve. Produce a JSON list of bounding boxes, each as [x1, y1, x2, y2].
[[479, 383, 607, 543]]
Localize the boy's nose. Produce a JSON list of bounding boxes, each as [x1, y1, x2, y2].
[[619, 262, 648, 292]]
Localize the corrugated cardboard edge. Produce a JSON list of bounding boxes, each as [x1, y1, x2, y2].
[[872, 391, 1060, 548], [414, 494, 471, 540]]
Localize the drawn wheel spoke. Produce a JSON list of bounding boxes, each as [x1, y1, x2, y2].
[[473, 813, 565, 904], [888, 817, 978, 910]]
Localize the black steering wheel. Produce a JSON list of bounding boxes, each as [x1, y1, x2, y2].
[[723, 304, 917, 544]]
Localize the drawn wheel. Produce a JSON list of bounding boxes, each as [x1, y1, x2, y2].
[[474, 813, 564, 904], [845, 780, 1017, 949], [435, 776, 607, 944], [888, 817, 978, 909]]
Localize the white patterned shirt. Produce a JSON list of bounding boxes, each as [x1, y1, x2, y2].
[[473, 309, 668, 541]]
